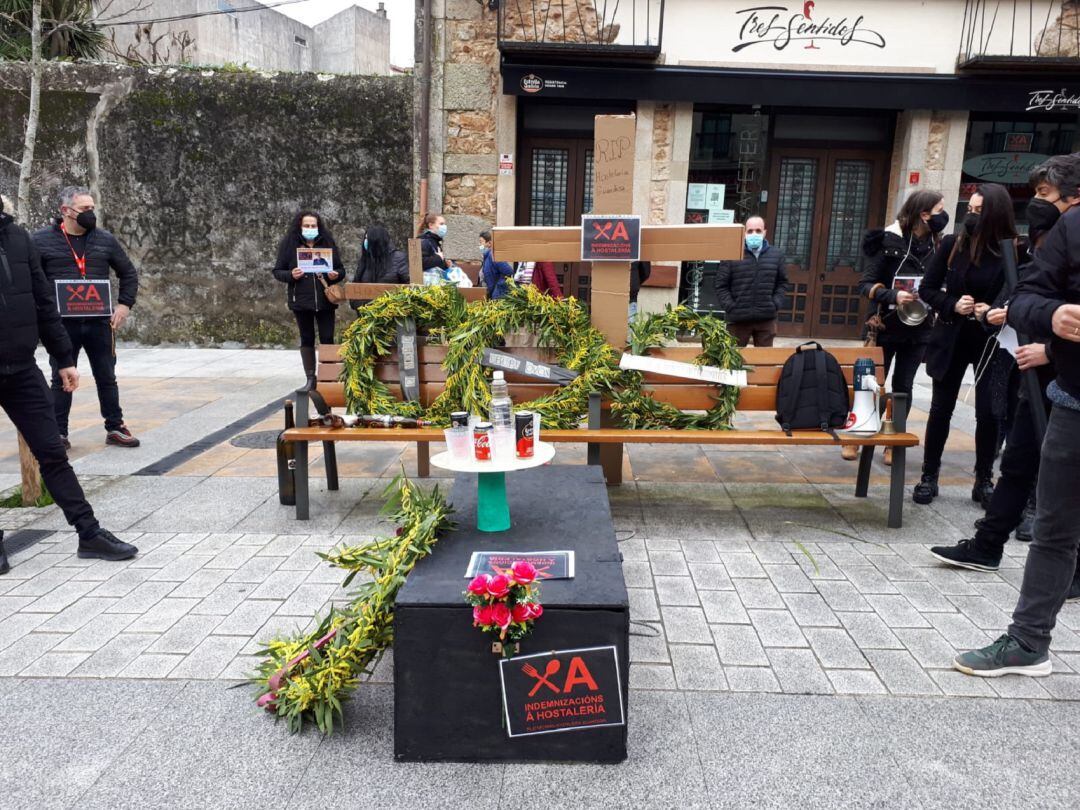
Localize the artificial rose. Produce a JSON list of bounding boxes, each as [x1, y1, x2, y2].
[[467, 574, 490, 596], [474, 604, 495, 626], [529, 603, 543, 620], [510, 561, 537, 585], [511, 603, 532, 623], [486, 574, 511, 599], [490, 602, 512, 629]]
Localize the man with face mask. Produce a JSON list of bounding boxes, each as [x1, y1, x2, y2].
[[32, 186, 139, 449], [954, 152, 1080, 678], [0, 193, 138, 573], [713, 216, 789, 347], [930, 160, 1071, 578]]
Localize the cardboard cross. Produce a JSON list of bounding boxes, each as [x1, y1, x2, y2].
[[492, 114, 746, 347]]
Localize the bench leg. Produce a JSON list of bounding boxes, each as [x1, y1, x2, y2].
[[888, 446, 906, 529], [587, 392, 601, 467], [855, 445, 875, 498], [600, 444, 624, 486], [295, 440, 310, 521], [416, 442, 430, 478], [322, 441, 339, 491]]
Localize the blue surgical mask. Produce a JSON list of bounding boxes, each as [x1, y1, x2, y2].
[[363, 238, 369, 251], [436, 224, 448, 238], [745, 233, 764, 252], [301, 227, 319, 241], [480, 245, 490, 255]]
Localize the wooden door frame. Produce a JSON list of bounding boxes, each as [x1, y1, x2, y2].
[[765, 146, 888, 338]]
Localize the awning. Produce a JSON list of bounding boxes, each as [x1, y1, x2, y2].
[[502, 61, 1080, 115]]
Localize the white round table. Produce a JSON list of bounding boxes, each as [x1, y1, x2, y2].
[[430, 442, 556, 532]]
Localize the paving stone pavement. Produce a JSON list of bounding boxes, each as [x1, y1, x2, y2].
[[2, 347, 1079, 807]]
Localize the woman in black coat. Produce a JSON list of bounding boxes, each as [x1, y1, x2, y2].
[[272, 210, 345, 391], [417, 212, 449, 277], [354, 224, 409, 285], [913, 183, 1017, 506], [852, 190, 948, 464]]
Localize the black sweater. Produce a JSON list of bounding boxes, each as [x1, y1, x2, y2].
[[1010, 206, 1080, 401], [0, 214, 75, 375]]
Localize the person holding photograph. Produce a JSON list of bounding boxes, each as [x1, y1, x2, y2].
[[272, 210, 344, 392]]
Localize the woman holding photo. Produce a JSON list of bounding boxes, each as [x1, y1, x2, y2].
[[273, 210, 344, 391]]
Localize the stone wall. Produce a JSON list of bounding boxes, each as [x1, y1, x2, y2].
[[0, 62, 413, 345]]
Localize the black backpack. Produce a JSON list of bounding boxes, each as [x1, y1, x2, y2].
[[774, 342, 850, 437]]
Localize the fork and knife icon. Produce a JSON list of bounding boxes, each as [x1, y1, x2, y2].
[[522, 659, 561, 696]]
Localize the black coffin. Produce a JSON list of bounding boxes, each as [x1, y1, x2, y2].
[[393, 465, 629, 762]]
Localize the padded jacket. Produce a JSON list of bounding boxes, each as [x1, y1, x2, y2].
[[713, 242, 789, 323], [857, 222, 936, 346], [272, 231, 346, 312], [32, 219, 138, 310]]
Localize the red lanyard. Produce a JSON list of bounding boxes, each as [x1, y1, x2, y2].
[[60, 221, 87, 277]]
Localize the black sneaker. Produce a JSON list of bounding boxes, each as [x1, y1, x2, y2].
[[0, 530, 8, 575], [105, 425, 141, 448], [913, 473, 939, 505], [972, 475, 994, 510], [1015, 495, 1036, 543], [954, 634, 1051, 677], [77, 529, 138, 561], [1067, 578, 1080, 604], [929, 538, 1001, 572], [60, 435, 71, 451]]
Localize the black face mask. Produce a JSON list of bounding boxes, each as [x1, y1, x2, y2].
[[963, 212, 980, 237], [927, 211, 949, 233], [1026, 198, 1061, 238], [75, 210, 96, 231]]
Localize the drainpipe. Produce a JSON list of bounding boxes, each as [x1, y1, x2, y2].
[[418, 0, 433, 216]]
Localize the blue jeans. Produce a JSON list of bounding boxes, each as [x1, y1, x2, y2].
[[50, 318, 123, 436], [1008, 405, 1080, 655]]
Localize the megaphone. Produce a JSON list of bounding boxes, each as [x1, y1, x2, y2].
[[842, 358, 881, 435]]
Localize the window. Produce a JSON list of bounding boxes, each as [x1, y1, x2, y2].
[[295, 35, 307, 47]]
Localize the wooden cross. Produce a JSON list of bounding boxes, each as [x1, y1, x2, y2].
[[492, 114, 746, 348]]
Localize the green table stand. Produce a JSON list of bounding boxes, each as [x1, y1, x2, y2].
[[427, 442, 556, 533], [476, 471, 511, 532]]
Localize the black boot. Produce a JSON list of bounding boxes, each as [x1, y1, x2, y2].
[[972, 471, 994, 511], [913, 468, 939, 505], [1015, 490, 1036, 542], [299, 346, 317, 392], [0, 531, 8, 575]]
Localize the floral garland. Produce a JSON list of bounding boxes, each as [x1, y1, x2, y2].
[[252, 474, 455, 734], [611, 305, 745, 430], [464, 562, 544, 656], [340, 287, 743, 431]]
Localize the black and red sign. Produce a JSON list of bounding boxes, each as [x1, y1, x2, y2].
[[580, 215, 641, 262], [499, 645, 624, 738], [55, 279, 113, 318]]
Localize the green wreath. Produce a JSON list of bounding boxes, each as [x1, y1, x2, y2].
[[340, 287, 742, 431], [611, 306, 745, 430]]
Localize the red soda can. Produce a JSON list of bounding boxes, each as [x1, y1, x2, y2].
[[474, 422, 492, 460], [450, 411, 469, 429], [515, 411, 534, 458]]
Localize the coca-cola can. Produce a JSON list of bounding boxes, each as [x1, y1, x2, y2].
[[473, 422, 492, 461], [515, 411, 534, 458], [450, 411, 469, 429]]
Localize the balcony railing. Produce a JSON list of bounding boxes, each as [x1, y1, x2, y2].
[[498, 0, 663, 58], [958, 0, 1080, 70]]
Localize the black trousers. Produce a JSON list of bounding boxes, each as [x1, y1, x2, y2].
[[881, 341, 925, 402], [922, 321, 998, 476], [293, 308, 336, 348], [0, 366, 99, 539], [49, 318, 123, 436], [977, 394, 1046, 550], [1009, 405, 1080, 655]]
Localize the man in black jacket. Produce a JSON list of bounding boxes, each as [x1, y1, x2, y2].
[[0, 199, 138, 573], [33, 186, 139, 449], [954, 152, 1080, 678], [713, 216, 789, 346]]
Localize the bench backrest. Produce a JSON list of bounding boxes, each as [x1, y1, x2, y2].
[[315, 343, 886, 416]]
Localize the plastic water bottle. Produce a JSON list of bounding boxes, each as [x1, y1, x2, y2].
[[489, 371, 514, 459]]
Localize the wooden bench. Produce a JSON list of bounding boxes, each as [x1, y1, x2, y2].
[[282, 344, 919, 528]]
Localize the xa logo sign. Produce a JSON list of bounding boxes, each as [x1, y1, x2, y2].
[[592, 220, 632, 242], [521, 656, 600, 697], [65, 284, 102, 302]]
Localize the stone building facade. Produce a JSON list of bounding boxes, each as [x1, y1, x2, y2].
[[419, 0, 1080, 338]]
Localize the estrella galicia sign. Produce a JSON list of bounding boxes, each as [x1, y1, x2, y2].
[[55, 279, 114, 318], [581, 215, 641, 262]]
